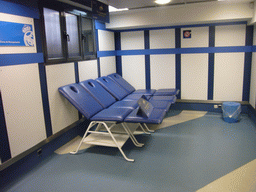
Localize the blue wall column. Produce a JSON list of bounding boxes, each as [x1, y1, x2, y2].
[[0, 91, 11, 162], [38, 63, 53, 138], [208, 26, 215, 100], [144, 30, 151, 89], [74, 62, 82, 119], [95, 29, 101, 77], [115, 32, 122, 76], [175, 28, 181, 99], [243, 25, 253, 101]]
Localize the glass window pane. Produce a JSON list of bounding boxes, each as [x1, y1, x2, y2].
[[65, 13, 80, 58], [43, 8, 63, 59], [81, 17, 95, 55]]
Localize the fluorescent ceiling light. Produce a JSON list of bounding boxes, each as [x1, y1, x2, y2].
[[109, 5, 129, 12], [155, 0, 171, 5]]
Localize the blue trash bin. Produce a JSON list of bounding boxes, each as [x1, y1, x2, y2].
[[222, 102, 241, 123]]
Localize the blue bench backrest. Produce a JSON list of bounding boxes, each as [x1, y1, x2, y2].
[[96, 76, 129, 101], [108, 73, 135, 94], [58, 83, 103, 119], [79, 79, 116, 108]]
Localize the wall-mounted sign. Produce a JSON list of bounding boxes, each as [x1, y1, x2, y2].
[[183, 30, 191, 39], [91, 0, 109, 23], [0, 21, 34, 46]]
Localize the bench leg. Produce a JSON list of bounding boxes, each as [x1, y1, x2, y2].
[[138, 123, 151, 134], [70, 121, 96, 154], [122, 123, 144, 147], [101, 122, 134, 162], [143, 123, 155, 133]]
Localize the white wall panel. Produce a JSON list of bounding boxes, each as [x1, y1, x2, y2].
[[214, 53, 244, 101], [78, 60, 98, 81], [150, 29, 175, 49], [0, 64, 46, 157], [122, 55, 145, 89], [250, 25, 256, 108], [0, 13, 37, 54], [250, 53, 256, 108], [181, 27, 209, 48], [98, 30, 115, 51], [215, 25, 246, 47], [100, 56, 116, 76], [150, 54, 176, 89], [121, 31, 144, 50], [254, 24, 256, 46], [181, 54, 208, 100], [46, 63, 78, 135]]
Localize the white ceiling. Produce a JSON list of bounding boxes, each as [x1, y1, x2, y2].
[[100, 0, 253, 9]]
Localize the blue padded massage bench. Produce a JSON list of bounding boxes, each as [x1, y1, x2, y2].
[[80, 79, 171, 133], [59, 82, 168, 162], [95, 76, 174, 133], [80, 79, 172, 112]]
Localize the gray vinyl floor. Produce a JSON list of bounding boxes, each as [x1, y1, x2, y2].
[[2, 110, 256, 192]]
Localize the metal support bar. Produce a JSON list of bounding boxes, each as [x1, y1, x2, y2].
[[143, 123, 155, 133], [121, 123, 144, 147], [138, 123, 151, 135], [70, 121, 135, 162]]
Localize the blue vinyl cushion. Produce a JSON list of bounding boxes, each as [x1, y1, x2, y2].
[[79, 79, 116, 108], [150, 95, 177, 104], [59, 79, 173, 125], [108, 73, 179, 96], [133, 89, 156, 95], [96, 76, 129, 100], [122, 94, 152, 101], [59, 83, 133, 122], [58, 83, 103, 119], [110, 100, 139, 109], [108, 73, 135, 94], [154, 88, 180, 96], [91, 107, 133, 122]]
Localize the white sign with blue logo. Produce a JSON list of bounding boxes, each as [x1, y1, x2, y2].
[[0, 21, 34, 46]]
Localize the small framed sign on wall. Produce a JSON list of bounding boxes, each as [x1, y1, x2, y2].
[[0, 21, 34, 47], [183, 30, 191, 39]]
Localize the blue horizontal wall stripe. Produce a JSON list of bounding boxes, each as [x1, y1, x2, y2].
[[97, 51, 116, 57], [208, 46, 252, 53], [0, 0, 39, 19], [0, 53, 44, 66], [95, 20, 106, 30], [95, 20, 115, 32], [98, 46, 256, 57], [113, 46, 253, 56]]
